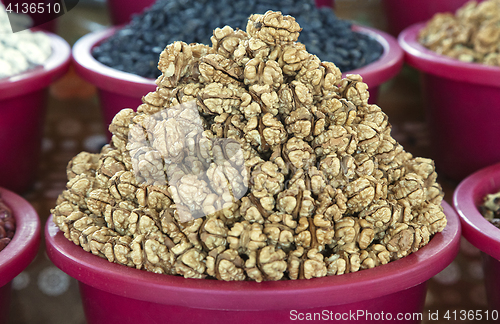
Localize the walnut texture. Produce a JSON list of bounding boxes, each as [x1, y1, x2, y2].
[[419, 0, 500, 66]]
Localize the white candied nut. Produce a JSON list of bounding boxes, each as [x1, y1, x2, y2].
[[0, 58, 14, 78], [1, 47, 29, 74], [0, 5, 52, 78]]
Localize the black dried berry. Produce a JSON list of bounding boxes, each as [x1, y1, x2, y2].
[[92, 0, 383, 79]]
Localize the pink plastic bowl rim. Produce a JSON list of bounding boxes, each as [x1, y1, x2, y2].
[[453, 162, 500, 260], [0, 187, 41, 287], [344, 25, 403, 86], [71, 24, 403, 97], [0, 32, 71, 100], [398, 22, 500, 88], [45, 201, 460, 311]]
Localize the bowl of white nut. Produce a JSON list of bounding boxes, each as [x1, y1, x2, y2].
[[0, 4, 71, 193]]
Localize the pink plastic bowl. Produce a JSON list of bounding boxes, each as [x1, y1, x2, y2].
[[0, 187, 41, 323], [399, 22, 500, 181], [0, 32, 71, 193], [453, 162, 500, 311], [381, 0, 474, 36], [71, 27, 155, 138], [344, 25, 404, 104], [46, 201, 459, 324], [72, 24, 403, 138]]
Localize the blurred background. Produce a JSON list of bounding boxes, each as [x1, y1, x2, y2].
[[3, 0, 493, 323]]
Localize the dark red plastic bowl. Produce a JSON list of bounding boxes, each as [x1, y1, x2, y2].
[[399, 22, 500, 181], [0, 32, 71, 193], [46, 201, 459, 324], [106, 0, 156, 25], [453, 162, 500, 311], [0, 187, 41, 323], [0, 0, 58, 32], [72, 24, 403, 138]]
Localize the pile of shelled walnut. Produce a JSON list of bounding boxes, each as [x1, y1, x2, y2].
[[419, 0, 500, 66], [52, 11, 447, 282]]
